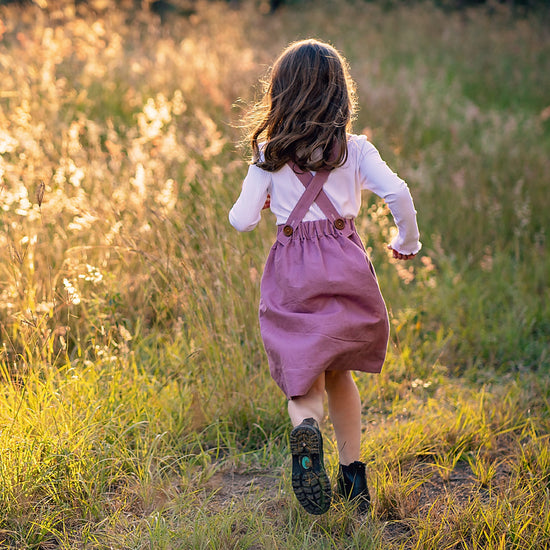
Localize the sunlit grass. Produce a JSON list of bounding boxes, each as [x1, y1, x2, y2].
[[1, 0, 549, 547]]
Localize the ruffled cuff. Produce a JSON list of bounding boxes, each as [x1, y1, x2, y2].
[[389, 235, 422, 256]]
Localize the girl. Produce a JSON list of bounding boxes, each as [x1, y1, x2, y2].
[[229, 39, 420, 515]]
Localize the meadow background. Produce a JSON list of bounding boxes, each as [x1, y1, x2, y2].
[[0, 0, 549, 548]]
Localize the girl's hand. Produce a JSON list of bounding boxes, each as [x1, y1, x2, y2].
[[262, 194, 271, 210], [388, 245, 416, 260]]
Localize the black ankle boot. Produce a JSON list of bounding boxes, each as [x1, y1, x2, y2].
[[337, 461, 370, 513]]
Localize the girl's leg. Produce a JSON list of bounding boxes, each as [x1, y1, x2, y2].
[[325, 370, 362, 465], [287, 372, 325, 427]]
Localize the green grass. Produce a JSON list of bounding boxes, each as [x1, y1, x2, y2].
[[0, 0, 549, 548]]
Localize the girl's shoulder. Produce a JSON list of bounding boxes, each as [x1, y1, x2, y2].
[[347, 133, 376, 158], [345, 134, 378, 169]]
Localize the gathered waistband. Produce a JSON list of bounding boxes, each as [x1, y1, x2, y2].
[[276, 218, 356, 243]]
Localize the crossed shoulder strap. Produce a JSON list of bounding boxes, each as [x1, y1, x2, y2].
[[277, 162, 352, 245]]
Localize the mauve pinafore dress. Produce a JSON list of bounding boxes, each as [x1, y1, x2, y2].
[[259, 164, 390, 400]]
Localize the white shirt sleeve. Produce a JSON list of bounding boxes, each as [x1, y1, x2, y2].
[[229, 164, 271, 232], [357, 138, 422, 255]]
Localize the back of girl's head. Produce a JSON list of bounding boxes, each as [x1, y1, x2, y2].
[[249, 39, 357, 172]]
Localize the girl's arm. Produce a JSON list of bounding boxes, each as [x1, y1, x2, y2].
[[229, 164, 271, 232], [357, 139, 421, 257]]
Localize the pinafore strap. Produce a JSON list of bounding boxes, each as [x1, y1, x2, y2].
[[277, 163, 353, 245]]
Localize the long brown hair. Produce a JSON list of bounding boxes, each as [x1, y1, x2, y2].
[[248, 39, 357, 172]]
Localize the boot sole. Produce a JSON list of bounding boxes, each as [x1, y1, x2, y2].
[[290, 423, 332, 515]]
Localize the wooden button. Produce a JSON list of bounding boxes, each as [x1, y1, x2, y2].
[[334, 218, 345, 230], [283, 225, 293, 237]]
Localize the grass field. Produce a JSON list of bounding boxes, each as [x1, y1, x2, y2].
[[1, 0, 549, 548]]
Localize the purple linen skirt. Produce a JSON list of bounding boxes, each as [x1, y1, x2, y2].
[[259, 218, 390, 399]]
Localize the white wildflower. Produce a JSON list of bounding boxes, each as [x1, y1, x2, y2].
[[63, 278, 81, 305]]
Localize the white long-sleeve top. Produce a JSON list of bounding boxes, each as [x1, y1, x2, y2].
[[229, 134, 421, 255]]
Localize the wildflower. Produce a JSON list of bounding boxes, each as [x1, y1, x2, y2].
[[63, 278, 81, 305], [78, 264, 103, 284], [394, 262, 415, 285]]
